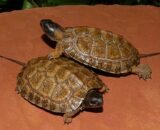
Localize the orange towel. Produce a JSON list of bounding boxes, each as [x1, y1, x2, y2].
[[0, 5, 160, 130]]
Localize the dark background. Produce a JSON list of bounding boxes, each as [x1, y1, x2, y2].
[[0, 0, 160, 12]]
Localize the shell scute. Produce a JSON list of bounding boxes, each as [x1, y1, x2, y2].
[[105, 62, 112, 72], [51, 83, 70, 101], [20, 86, 28, 97], [34, 95, 41, 104], [39, 78, 54, 96], [89, 28, 102, 40], [75, 27, 89, 35], [46, 62, 60, 77], [87, 77, 102, 90], [92, 46, 106, 58], [37, 59, 51, 71], [29, 73, 45, 90], [42, 99, 48, 108], [55, 67, 70, 83], [28, 92, 34, 101], [74, 87, 86, 99], [94, 39, 105, 47], [77, 37, 92, 55], [107, 42, 121, 60], [50, 102, 56, 111], [25, 66, 37, 78], [102, 31, 114, 41]]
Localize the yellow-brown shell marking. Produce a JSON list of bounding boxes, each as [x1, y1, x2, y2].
[[62, 27, 140, 74], [16, 57, 105, 113]]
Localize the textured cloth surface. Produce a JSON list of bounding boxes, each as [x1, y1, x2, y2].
[[0, 5, 160, 130]]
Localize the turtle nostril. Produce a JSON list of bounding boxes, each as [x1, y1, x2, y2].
[[40, 19, 49, 28]]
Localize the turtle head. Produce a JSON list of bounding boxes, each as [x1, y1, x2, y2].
[[83, 89, 103, 109], [40, 19, 64, 41]]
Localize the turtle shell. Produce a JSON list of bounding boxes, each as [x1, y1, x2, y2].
[[16, 56, 105, 113], [61, 27, 140, 74]]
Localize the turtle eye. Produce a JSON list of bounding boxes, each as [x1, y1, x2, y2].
[[90, 97, 99, 106], [84, 89, 103, 108], [40, 19, 55, 34]]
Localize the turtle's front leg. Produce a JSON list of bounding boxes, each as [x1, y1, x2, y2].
[[99, 85, 109, 93], [63, 107, 81, 124], [48, 44, 63, 59]]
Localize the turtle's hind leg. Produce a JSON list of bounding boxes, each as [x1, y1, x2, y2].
[[131, 64, 152, 80]]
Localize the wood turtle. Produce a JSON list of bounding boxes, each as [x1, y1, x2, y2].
[[40, 19, 160, 80], [0, 55, 108, 124]]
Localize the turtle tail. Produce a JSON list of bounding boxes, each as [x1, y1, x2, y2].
[[140, 52, 160, 58], [0, 55, 25, 66]]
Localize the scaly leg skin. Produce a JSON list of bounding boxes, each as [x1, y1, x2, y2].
[[131, 64, 152, 80], [63, 107, 81, 124], [48, 44, 63, 59]]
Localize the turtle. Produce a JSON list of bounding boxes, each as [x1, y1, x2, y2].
[[0, 55, 108, 124], [40, 19, 160, 80]]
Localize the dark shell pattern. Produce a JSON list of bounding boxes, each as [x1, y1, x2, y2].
[[16, 56, 104, 113], [61, 27, 140, 74]]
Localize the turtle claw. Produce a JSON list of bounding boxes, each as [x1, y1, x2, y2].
[[64, 118, 72, 125], [132, 64, 152, 80], [47, 50, 61, 60], [103, 87, 109, 94], [47, 54, 54, 60], [148, 74, 152, 79], [138, 70, 152, 80], [99, 85, 109, 94], [47, 44, 63, 60]]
